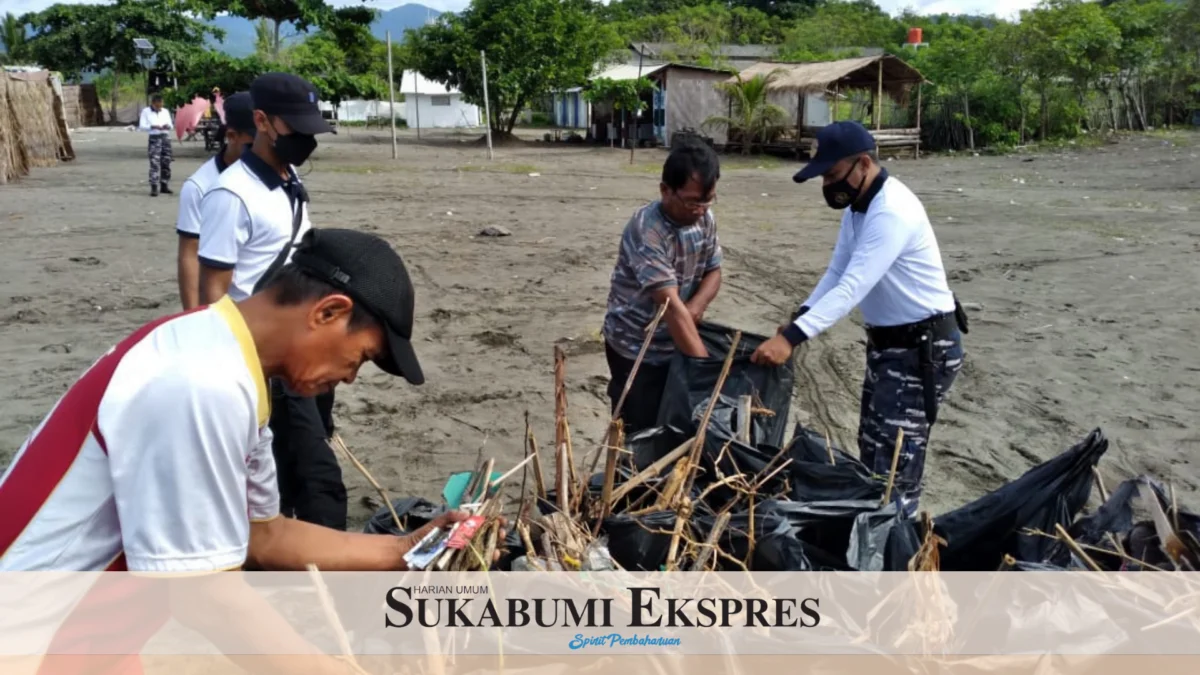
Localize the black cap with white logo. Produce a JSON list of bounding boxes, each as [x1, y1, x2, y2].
[[249, 72, 336, 136], [289, 228, 424, 385]]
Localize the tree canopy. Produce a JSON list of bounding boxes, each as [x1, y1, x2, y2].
[[403, 0, 621, 133]]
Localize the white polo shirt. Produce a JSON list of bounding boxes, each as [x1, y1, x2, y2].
[[197, 150, 310, 301], [175, 154, 229, 239], [0, 296, 278, 572], [793, 170, 956, 339]]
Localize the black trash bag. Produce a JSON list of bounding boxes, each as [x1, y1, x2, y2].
[[601, 511, 678, 571], [362, 497, 447, 536], [691, 507, 819, 571], [754, 499, 897, 571], [786, 423, 888, 504], [656, 321, 795, 448], [626, 425, 691, 470], [932, 428, 1110, 571], [496, 529, 526, 571], [1065, 476, 1200, 571]]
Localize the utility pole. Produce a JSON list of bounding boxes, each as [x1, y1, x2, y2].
[[481, 50, 493, 161], [630, 43, 644, 165], [387, 31, 397, 159]]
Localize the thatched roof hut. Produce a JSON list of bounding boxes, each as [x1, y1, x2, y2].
[[1, 68, 76, 185], [727, 55, 929, 158], [734, 55, 926, 101]]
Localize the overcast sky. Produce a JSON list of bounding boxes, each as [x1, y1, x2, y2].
[[7, 0, 1041, 21]]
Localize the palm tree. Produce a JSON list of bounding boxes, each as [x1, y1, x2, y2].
[[0, 12, 28, 65], [704, 69, 789, 155]]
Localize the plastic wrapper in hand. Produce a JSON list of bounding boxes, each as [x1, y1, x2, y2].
[[655, 321, 795, 448]]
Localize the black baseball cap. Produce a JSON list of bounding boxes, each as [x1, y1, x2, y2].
[[793, 121, 876, 183], [223, 91, 256, 135], [289, 228, 424, 385], [249, 72, 335, 136]]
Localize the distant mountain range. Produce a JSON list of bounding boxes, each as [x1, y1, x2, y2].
[[204, 3, 444, 57]]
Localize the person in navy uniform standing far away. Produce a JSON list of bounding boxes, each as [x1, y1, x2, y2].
[[602, 140, 724, 434], [750, 121, 968, 518]]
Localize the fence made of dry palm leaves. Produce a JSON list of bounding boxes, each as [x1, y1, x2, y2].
[[0, 68, 74, 185], [703, 68, 789, 155]]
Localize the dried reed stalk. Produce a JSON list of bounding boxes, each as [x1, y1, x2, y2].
[[595, 419, 625, 533], [1054, 523, 1104, 572], [525, 414, 547, 500], [664, 497, 693, 571], [691, 511, 731, 571], [553, 346, 569, 512], [608, 436, 694, 506], [881, 428, 905, 508], [306, 564, 371, 675], [908, 512, 946, 572], [1092, 467, 1110, 503], [825, 432, 835, 465], [330, 433, 402, 533]]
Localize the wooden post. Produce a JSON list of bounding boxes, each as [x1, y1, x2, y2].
[[833, 81, 839, 122], [412, 68, 421, 140], [481, 50, 493, 160], [915, 82, 923, 159], [387, 31, 397, 160], [876, 59, 884, 131]]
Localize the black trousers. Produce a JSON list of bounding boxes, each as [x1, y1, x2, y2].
[[604, 341, 671, 436], [269, 381, 347, 530]]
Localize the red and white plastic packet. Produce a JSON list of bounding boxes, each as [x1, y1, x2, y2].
[[446, 516, 486, 549]]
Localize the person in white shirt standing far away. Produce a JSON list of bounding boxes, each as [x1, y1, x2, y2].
[[137, 93, 174, 197], [175, 90, 257, 311], [751, 120, 969, 518]]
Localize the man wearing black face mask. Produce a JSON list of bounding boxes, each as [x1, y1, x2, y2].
[[750, 121, 967, 518], [196, 72, 348, 530]]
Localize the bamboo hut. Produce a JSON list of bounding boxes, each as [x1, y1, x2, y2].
[[731, 55, 927, 159], [0, 69, 76, 185]]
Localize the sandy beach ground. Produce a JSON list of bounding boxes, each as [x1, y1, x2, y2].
[[2, 126, 1198, 527]]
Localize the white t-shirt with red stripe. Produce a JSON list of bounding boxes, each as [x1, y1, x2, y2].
[[0, 296, 280, 572]]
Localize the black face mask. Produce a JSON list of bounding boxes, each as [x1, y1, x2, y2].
[[271, 129, 318, 167], [822, 162, 867, 210]]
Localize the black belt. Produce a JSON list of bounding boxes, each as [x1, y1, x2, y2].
[[865, 311, 958, 350]]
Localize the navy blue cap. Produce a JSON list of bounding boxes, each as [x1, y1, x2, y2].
[[222, 92, 256, 134], [249, 72, 335, 135], [793, 121, 876, 183]]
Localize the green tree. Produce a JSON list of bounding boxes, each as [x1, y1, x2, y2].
[[1, 12, 29, 65], [703, 69, 789, 154], [23, 0, 222, 121], [777, 0, 901, 61], [289, 31, 387, 109], [403, 0, 621, 135], [199, 0, 330, 58], [913, 23, 987, 150]]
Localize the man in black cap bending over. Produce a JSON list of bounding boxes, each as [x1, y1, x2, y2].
[[751, 121, 967, 518], [197, 72, 352, 530], [175, 91, 257, 311]]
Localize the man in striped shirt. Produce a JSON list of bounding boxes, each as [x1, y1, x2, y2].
[[602, 140, 724, 433]]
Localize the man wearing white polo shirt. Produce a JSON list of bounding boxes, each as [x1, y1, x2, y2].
[[137, 93, 174, 197], [174, 91, 256, 310], [198, 72, 349, 532], [751, 121, 968, 517], [0, 229, 469, 673]]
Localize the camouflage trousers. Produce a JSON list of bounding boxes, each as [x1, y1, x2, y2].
[[148, 135, 173, 186], [858, 330, 964, 518]]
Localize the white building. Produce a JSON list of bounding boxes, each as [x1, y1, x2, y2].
[[318, 99, 399, 123], [399, 71, 481, 129]]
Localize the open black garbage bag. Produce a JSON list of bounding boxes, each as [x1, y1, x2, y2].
[[786, 423, 888, 503], [931, 428, 1110, 571], [362, 497, 447, 536], [1062, 476, 1200, 571], [655, 321, 795, 448]]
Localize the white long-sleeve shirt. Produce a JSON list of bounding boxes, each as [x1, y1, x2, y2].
[[138, 107, 174, 136], [791, 172, 955, 340]]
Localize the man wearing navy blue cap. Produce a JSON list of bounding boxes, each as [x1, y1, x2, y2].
[[175, 91, 257, 311], [751, 120, 968, 517], [197, 72, 348, 531]]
